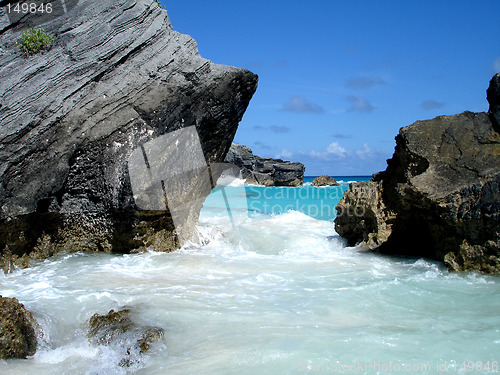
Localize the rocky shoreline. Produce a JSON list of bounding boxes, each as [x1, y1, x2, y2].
[[335, 74, 500, 273], [0, 0, 498, 364], [224, 143, 305, 186]]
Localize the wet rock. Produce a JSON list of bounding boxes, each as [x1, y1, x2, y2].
[[88, 308, 135, 345], [335, 79, 500, 273], [88, 308, 164, 367], [136, 327, 164, 354], [0, 0, 258, 270], [225, 143, 305, 186], [0, 296, 38, 359], [311, 176, 339, 186]]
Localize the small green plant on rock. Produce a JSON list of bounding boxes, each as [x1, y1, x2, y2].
[[155, 0, 165, 9], [18, 27, 53, 55]]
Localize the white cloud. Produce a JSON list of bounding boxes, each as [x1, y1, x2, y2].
[[294, 142, 391, 175], [326, 142, 347, 158], [275, 149, 293, 159], [346, 96, 375, 113], [355, 143, 373, 160], [307, 141, 347, 160], [306, 142, 377, 161], [494, 57, 500, 72]]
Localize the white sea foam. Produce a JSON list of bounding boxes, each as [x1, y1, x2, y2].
[[34, 342, 98, 364], [216, 176, 247, 187]]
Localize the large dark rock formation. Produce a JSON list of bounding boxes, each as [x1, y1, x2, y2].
[[335, 75, 500, 273], [0, 0, 257, 270], [224, 143, 305, 186], [0, 296, 38, 359]]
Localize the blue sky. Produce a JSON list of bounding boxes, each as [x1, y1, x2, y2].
[[163, 0, 500, 176]]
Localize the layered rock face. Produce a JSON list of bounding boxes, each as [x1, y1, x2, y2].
[[0, 0, 258, 270], [224, 143, 305, 186], [335, 75, 500, 273], [0, 296, 38, 359]]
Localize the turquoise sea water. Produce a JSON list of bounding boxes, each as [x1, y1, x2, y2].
[[203, 176, 371, 222], [1, 176, 500, 374]]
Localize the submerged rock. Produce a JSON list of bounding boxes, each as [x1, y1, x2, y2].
[[224, 143, 305, 186], [0, 0, 258, 270], [0, 296, 38, 359], [88, 308, 164, 367], [335, 75, 500, 273], [312, 176, 339, 186], [88, 309, 135, 346]]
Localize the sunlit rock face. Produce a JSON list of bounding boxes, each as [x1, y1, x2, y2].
[[0, 0, 258, 270], [335, 75, 500, 273]]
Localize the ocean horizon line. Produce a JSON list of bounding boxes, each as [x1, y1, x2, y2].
[[304, 175, 371, 178]]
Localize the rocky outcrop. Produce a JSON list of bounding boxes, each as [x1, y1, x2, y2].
[[312, 176, 339, 186], [335, 75, 500, 273], [487, 73, 500, 131], [334, 181, 395, 250], [88, 308, 164, 367], [0, 296, 38, 359], [0, 0, 258, 270], [224, 143, 305, 186]]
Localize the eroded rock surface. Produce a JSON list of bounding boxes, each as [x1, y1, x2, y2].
[[225, 143, 304, 186], [335, 76, 500, 273], [312, 176, 339, 186], [0, 0, 258, 270], [0, 296, 38, 359], [88, 308, 164, 367]]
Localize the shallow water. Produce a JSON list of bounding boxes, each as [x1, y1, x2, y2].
[[1, 178, 499, 374]]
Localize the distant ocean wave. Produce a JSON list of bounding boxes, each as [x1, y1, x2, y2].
[[303, 175, 371, 185]]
